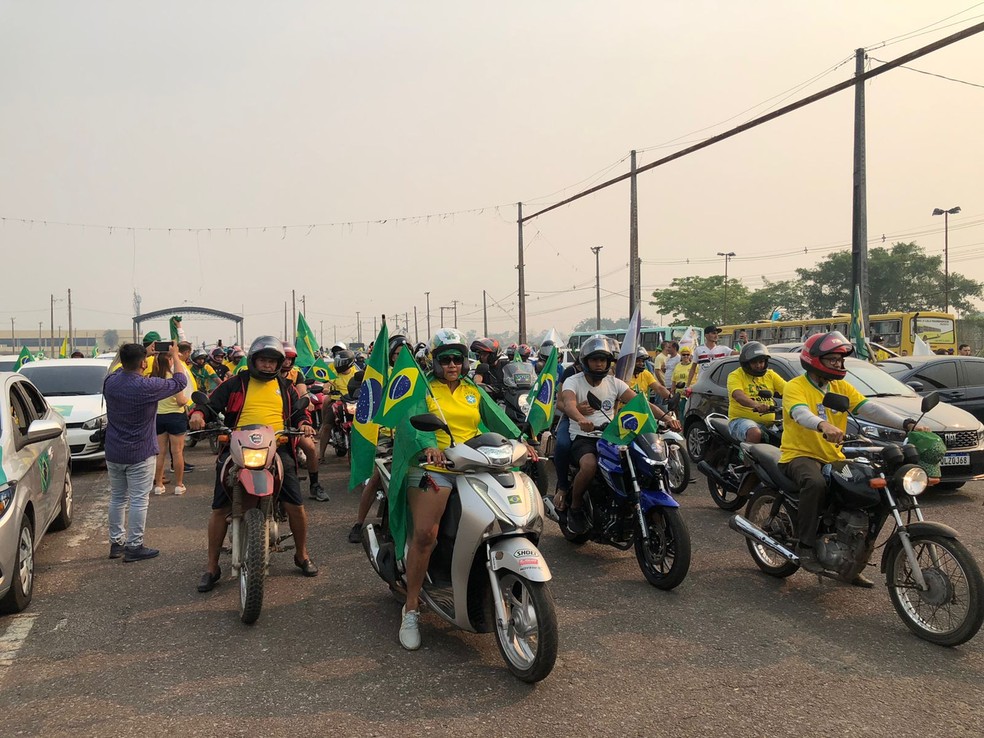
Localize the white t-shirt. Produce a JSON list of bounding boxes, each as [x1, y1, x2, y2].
[[663, 354, 681, 386], [562, 374, 630, 440], [693, 343, 732, 366]]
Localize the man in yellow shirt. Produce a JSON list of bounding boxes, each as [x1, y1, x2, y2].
[[321, 349, 359, 459], [727, 342, 785, 443], [189, 336, 319, 592], [779, 332, 927, 579], [630, 348, 670, 402]]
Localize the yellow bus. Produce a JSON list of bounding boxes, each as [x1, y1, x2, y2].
[[568, 326, 703, 358], [718, 311, 956, 355]]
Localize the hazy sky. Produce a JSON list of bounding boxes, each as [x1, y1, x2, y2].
[[2, 1, 982, 347]]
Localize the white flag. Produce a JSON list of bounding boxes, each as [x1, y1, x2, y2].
[[679, 326, 698, 351], [913, 334, 934, 356]]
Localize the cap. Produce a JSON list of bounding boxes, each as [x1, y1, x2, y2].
[[679, 347, 692, 355], [704, 325, 720, 335]]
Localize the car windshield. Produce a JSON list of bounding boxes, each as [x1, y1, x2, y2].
[[794, 359, 916, 397], [19, 364, 108, 396]]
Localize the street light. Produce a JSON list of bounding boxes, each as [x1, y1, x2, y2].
[[932, 206, 961, 314], [717, 251, 736, 324], [590, 246, 603, 330]]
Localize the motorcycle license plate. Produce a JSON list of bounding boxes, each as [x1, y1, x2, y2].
[[941, 453, 970, 466]]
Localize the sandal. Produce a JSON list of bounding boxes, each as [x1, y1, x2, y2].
[[552, 490, 568, 513]]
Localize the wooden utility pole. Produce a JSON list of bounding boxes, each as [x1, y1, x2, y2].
[[414, 306, 419, 344], [517, 202, 527, 344], [851, 48, 869, 324], [591, 246, 603, 329], [425, 292, 432, 339], [629, 149, 640, 315], [67, 288, 74, 354], [483, 290, 488, 336], [291, 290, 297, 342]]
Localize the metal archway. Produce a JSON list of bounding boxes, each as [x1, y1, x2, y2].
[[133, 306, 244, 346]]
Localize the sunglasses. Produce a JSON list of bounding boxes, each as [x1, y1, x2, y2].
[[438, 354, 464, 366]]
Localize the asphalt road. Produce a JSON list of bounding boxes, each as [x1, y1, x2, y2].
[[2, 446, 983, 737]]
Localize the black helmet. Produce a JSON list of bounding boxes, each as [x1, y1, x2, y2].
[[579, 334, 616, 380], [537, 339, 555, 364], [191, 349, 208, 364], [334, 349, 356, 373], [247, 336, 285, 381], [388, 334, 411, 364], [470, 337, 500, 359], [739, 341, 771, 377]]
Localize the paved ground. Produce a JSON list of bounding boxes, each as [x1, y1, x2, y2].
[[2, 446, 983, 737]]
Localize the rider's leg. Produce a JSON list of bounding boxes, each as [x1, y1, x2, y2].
[[276, 449, 315, 567], [319, 403, 335, 461], [404, 480, 452, 613], [206, 506, 230, 575], [570, 451, 597, 510], [782, 457, 826, 549], [283, 502, 309, 559], [357, 468, 381, 525]]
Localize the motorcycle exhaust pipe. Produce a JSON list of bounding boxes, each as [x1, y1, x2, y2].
[[729, 514, 799, 562], [697, 460, 735, 490]]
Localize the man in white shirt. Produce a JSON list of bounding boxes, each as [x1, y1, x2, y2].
[[687, 325, 735, 386]]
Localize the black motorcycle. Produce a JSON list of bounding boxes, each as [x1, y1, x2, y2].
[[696, 390, 781, 511], [729, 391, 984, 647]]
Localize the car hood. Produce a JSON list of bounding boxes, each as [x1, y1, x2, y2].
[[48, 394, 106, 423], [872, 395, 982, 432]]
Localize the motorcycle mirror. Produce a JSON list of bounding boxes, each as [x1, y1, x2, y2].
[[191, 391, 210, 405], [410, 413, 451, 435], [821, 392, 851, 413], [920, 391, 940, 413], [587, 392, 603, 411], [309, 385, 324, 394], [294, 396, 310, 411]]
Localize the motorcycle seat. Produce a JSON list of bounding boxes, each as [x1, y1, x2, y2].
[[741, 443, 799, 494], [709, 416, 732, 441]]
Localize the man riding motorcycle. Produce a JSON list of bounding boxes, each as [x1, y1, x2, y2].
[[190, 336, 319, 592], [559, 335, 681, 535], [630, 347, 670, 401], [189, 349, 218, 392], [727, 342, 785, 443], [280, 342, 327, 502], [320, 348, 359, 459], [471, 337, 505, 395], [207, 347, 230, 381], [779, 332, 928, 582]]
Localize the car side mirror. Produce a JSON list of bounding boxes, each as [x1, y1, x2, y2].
[[587, 392, 603, 411], [26, 418, 64, 444], [906, 380, 925, 393], [920, 391, 940, 413], [822, 392, 851, 413]]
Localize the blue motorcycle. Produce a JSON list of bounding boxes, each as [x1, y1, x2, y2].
[[558, 408, 692, 590]]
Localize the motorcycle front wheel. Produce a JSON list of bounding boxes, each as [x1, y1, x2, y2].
[[886, 534, 984, 647], [665, 440, 691, 494], [492, 573, 558, 683], [634, 507, 691, 590], [684, 422, 708, 462], [708, 476, 746, 511], [743, 490, 798, 578], [239, 508, 268, 625]]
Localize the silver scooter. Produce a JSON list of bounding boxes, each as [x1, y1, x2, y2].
[[362, 413, 558, 683]]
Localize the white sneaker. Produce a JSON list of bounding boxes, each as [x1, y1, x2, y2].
[[153, 486, 166, 496], [399, 606, 421, 650], [174, 485, 187, 496]]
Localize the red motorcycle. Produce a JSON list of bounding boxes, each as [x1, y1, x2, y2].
[[327, 390, 356, 458], [191, 391, 308, 624]]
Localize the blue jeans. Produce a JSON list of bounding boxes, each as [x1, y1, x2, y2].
[[553, 416, 573, 491], [107, 456, 156, 547]]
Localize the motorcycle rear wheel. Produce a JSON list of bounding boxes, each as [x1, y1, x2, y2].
[[743, 490, 798, 578], [886, 534, 984, 647], [665, 440, 691, 495], [239, 508, 267, 625], [492, 573, 558, 683], [634, 507, 691, 590], [558, 509, 590, 545], [708, 476, 747, 511]]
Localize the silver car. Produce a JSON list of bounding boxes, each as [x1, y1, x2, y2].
[[0, 372, 72, 613]]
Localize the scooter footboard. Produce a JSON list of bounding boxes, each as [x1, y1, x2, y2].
[[489, 537, 552, 582]]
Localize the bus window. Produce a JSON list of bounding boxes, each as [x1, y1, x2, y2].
[[831, 322, 848, 335], [912, 316, 955, 346], [779, 326, 801, 341], [870, 319, 902, 348], [641, 331, 664, 352]]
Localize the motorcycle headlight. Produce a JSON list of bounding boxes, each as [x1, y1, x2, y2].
[[478, 445, 513, 466], [82, 414, 108, 430], [241, 448, 269, 469], [897, 465, 928, 496]]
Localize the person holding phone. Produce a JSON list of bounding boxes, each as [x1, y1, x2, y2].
[[151, 340, 194, 495]]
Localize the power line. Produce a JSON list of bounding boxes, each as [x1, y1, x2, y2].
[[868, 55, 984, 89]]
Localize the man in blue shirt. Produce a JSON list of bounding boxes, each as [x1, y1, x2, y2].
[[103, 342, 187, 562]]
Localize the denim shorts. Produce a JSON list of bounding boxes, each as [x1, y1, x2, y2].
[[407, 467, 454, 491], [729, 418, 769, 443], [157, 412, 189, 436]]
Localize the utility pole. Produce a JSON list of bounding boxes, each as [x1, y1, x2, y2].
[[932, 206, 961, 313], [440, 307, 448, 328], [851, 47, 869, 325], [38, 321, 42, 353], [373, 315, 377, 337], [629, 149, 640, 315], [717, 252, 736, 324], [356, 311, 361, 344], [10, 317, 14, 347], [284, 302, 288, 340], [590, 246, 603, 330], [291, 289, 297, 342], [405, 313, 409, 338], [483, 290, 488, 336], [301, 294, 307, 318], [451, 299, 459, 328], [67, 288, 74, 355], [413, 306, 419, 344], [517, 202, 527, 344], [320, 320, 324, 348], [425, 291, 432, 339], [333, 325, 337, 343], [50, 294, 55, 353]]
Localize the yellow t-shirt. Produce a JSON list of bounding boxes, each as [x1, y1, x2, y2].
[[157, 363, 193, 415], [779, 375, 867, 464], [142, 354, 156, 377], [671, 361, 692, 394], [191, 362, 217, 392], [727, 367, 785, 424], [631, 369, 660, 397], [331, 368, 357, 397], [237, 378, 285, 432], [426, 379, 482, 450]]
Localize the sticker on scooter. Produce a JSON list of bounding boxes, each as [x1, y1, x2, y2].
[[507, 495, 522, 504], [513, 548, 536, 558], [249, 433, 263, 444]]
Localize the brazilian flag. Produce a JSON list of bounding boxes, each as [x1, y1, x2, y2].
[[295, 313, 320, 368], [524, 346, 558, 438], [601, 392, 657, 446], [14, 346, 33, 372], [234, 356, 248, 374], [349, 322, 388, 490], [306, 357, 337, 383], [374, 345, 428, 429]]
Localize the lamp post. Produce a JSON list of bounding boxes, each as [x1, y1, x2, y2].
[[932, 206, 961, 314], [717, 251, 736, 324], [590, 246, 603, 329]]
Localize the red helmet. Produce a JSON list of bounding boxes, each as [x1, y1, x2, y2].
[[282, 341, 298, 360], [800, 331, 854, 380]]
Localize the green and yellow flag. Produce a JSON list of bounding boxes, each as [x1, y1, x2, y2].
[[524, 346, 558, 438], [601, 392, 658, 446], [234, 356, 248, 374], [90, 345, 100, 358], [350, 322, 388, 490], [374, 345, 428, 429], [295, 313, 320, 369], [306, 357, 337, 383], [59, 337, 68, 359], [14, 346, 33, 371]]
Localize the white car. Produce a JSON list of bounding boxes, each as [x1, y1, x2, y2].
[[0, 355, 21, 373], [18, 359, 113, 461]]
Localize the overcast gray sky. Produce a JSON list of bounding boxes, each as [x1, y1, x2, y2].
[[2, 1, 982, 347]]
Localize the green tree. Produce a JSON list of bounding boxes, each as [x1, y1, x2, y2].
[[102, 329, 120, 349], [650, 276, 751, 326], [570, 316, 658, 333], [743, 278, 809, 322]]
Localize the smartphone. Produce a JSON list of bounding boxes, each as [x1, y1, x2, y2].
[[153, 341, 172, 353]]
